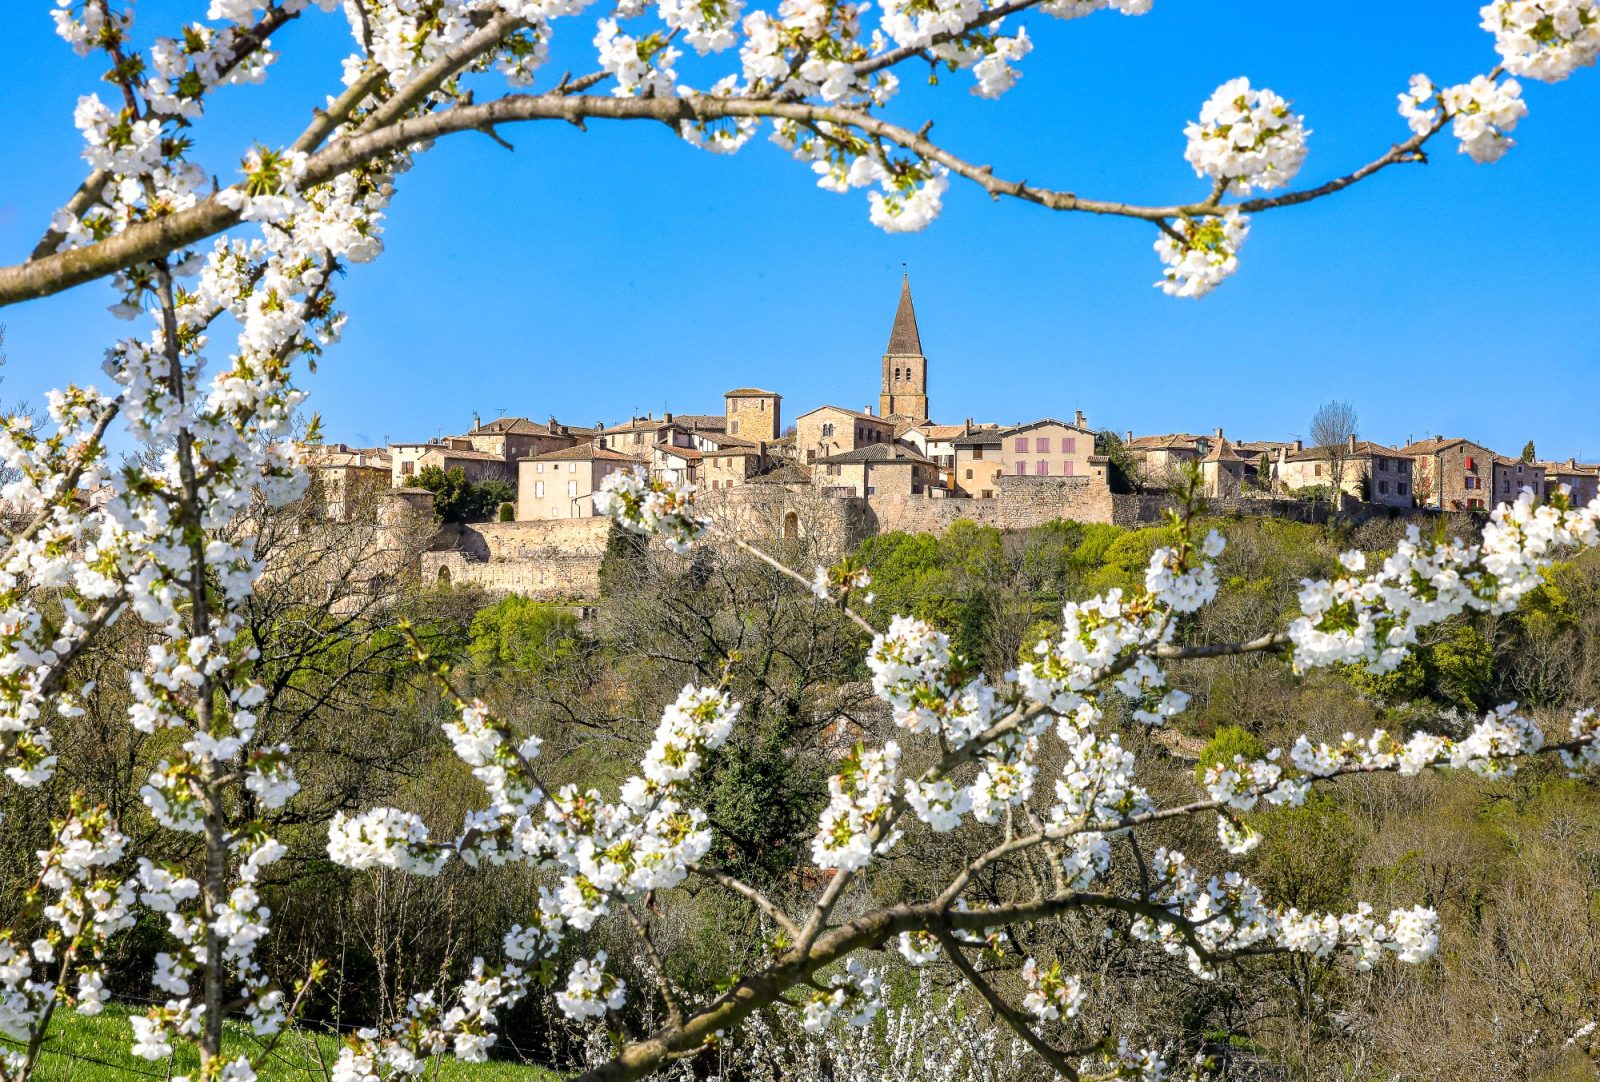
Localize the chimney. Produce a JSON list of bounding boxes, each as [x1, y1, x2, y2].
[[1348, 433, 1357, 451], [1569, 457, 1577, 468], [964, 417, 972, 435], [1293, 439, 1303, 453], [1214, 427, 1224, 440], [1125, 430, 1133, 445], [664, 412, 673, 423], [1074, 409, 1086, 429], [473, 411, 480, 430], [864, 404, 874, 416], [548, 415, 557, 429]]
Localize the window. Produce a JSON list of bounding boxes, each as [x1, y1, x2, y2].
[[866, 486, 876, 495], [1398, 482, 1409, 496], [1502, 479, 1511, 494], [981, 489, 992, 498], [1063, 460, 1074, 476], [821, 422, 835, 438], [732, 420, 740, 434], [1314, 464, 1323, 477], [1015, 462, 1026, 475], [1378, 459, 1389, 472], [1063, 437, 1076, 453], [1464, 476, 1478, 490], [567, 480, 578, 497], [972, 446, 984, 460], [965, 469, 973, 479], [1378, 480, 1389, 494], [534, 481, 545, 498], [401, 460, 414, 475], [1036, 438, 1051, 453], [1037, 460, 1049, 476], [569, 463, 577, 472], [1014, 438, 1029, 453], [894, 367, 901, 382]]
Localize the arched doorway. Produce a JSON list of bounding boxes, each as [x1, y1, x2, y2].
[[782, 511, 799, 541], [437, 565, 452, 586]]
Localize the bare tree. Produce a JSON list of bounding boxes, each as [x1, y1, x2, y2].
[[1310, 400, 1361, 506]]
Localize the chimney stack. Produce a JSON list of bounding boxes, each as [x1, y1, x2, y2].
[[1348, 434, 1357, 451], [1074, 409, 1086, 429], [1125, 430, 1133, 445], [473, 411, 480, 430], [1293, 439, 1303, 453], [664, 412, 673, 423], [1214, 427, 1224, 440], [865, 405, 874, 416], [964, 417, 973, 434]]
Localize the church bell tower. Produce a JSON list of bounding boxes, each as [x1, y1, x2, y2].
[[879, 274, 929, 422]]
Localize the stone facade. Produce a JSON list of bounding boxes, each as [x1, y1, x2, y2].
[[1404, 437, 1499, 511], [423, 518, 613, 600], [517, 446, 641, 520], [724, 388, 781, 442], [1278, 439, 1415, 508], [1491, 457, 1546, 506], [794, 405, 895, 465]]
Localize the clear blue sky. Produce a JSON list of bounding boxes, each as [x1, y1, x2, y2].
[[2, 1, 1597, 457]]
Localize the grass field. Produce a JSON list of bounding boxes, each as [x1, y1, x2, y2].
[[12, 1005, 562, 1081]]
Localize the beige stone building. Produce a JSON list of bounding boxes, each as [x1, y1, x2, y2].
[[1126, 432, 1213, 483], [814, 443, 938, 498], [1199, 439, 1247, 497], [1403, 437, 1502, 511], [389, 439, 514, 487], [299, 443, 392, 521], [880, 275, 930, 422], [952, 426, 1005, 498], [698, 432, 765, 491], [1540, 459, 1600, 506], [723, 388, 781, 442], [794, 405, 895, 465], [998, 418, 1098, 480], [1278, 438, 1415, 508], [518, 445, 642, 520], [1491, 457, 1545, 506], [465, 416, 591, 461]]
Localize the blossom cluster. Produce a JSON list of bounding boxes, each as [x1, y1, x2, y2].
[[1154, 212, 1250, 299], [1183, 78, 1309, 194], [594, 468, 710, 553], [1481, 0, 1600, 82]]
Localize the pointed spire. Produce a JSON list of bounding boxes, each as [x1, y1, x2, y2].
[[885, 273, 922, 356]]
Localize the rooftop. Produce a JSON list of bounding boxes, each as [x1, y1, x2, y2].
[[817, 443, 932, 466], [724, 387, 779, 397], [885, 274, 923, 356], [525, 445, 644, 464]]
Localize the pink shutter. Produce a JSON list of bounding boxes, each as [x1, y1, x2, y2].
[[1037, 460, 1049, 476]]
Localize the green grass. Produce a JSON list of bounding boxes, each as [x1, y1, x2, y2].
[[12, 1004, 561, 1081]]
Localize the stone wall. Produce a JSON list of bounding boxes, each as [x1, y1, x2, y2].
[[866, 474, 1115, 534], [421, 518, 613, 601]]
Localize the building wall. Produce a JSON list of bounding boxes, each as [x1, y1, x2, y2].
[[725, 394, 780, 442], [703, 451, 759, 491], [1366, 455, 1415, 508], [999, 423, 1096, 480], [954, 444, 1003, 498], [795, 408, 894, 465], [866, 475, 1115, 533], [1416, 442, 1495, 511], [422, 518, 613, 600], [517, 458, 632, 520], [1491, 459, 1545, 506]]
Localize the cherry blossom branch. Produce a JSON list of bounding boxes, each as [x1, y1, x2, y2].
[[932, 927, 1081, 1080], [690, 866, 802, 940], [0, 87, 1445, 307]]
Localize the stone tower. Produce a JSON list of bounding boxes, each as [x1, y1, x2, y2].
[[724, 387, 781, 441], [879, 274, 929, 422]]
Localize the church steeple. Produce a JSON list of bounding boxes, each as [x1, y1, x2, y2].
[[880, 274, 929, 422]]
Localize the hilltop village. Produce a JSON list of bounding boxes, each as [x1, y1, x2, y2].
[[305, 277, 1598, 599]]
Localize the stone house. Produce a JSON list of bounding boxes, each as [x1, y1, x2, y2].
[[794, 405, 896, 465], [952, 426, 1004, 498], [595, 412, 725, 455], [518, 445, 642, 520], [999, 418, 1098, 481], [1199, 439, 1247, 497], [1491, 457, 1546, 506], [1278, 438, 1414, 508], [465, 415, 591, 461], [299, 443, 391, 521], [1403, 437, 1502, 511], [813, 443, 938, 498], [1540, 459, 1600, 506], [1126, 431, 1213, 483], [652, 443, 703, 487], [698, 432, 765, 491], [723, 388, 781, 442], [389, 439, 514, 487]]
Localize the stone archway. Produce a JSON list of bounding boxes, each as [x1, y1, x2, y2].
[[782, 510, 799, 541], [437, 564, 452, 585]]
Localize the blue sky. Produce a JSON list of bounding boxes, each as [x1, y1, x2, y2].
[[2, 1, 1597, 458]]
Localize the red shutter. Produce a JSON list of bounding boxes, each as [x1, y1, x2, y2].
[[1466, 456, 1475, 471]]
